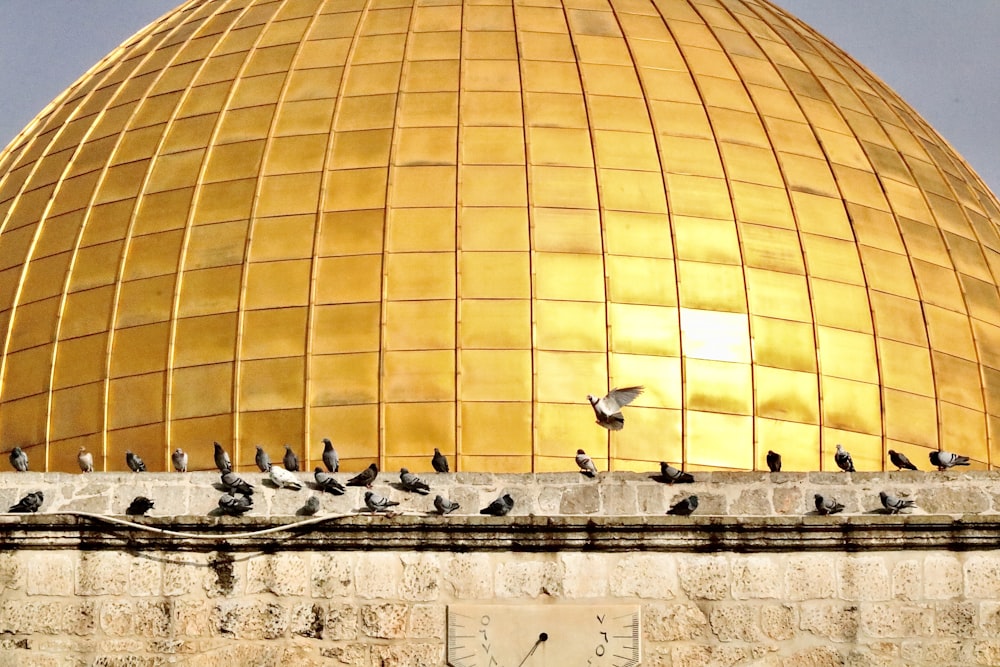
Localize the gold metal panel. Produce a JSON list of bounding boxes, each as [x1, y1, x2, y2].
[[244, 44, 297, 77], [599, 168, 667, 214], [408, 31, 461, 61], [924, 304, 977, 362], [171, 363, 234, 419], [933, 351, 984, 410], [857, 246, 919, 298], [315, 255, 382, 305], [122, 230, 184, 281], [460, 349, 531, 401], [532, 207, 601, 253], [383, 350, 455, 402], [833, 164, 890, 213], [898, 217, 950, 266], [534, 252, 604, 302], [2, 345, 52, 400], [604, 211, 673, 259], [821, 376, 882, 436], [792, 192, 855, 239], [318, 209, 385, 256], [755, 365, 819, 424], [413, 5, 461, 32], [610, 354, 682, 410], [961, 273, 1000, 325], [514, 5, 568, 33], [20, 251, 72, 303], [384, 300, 455, 350], [609, 303, 679, 356], [720, 142, 783, 187], [384, 402, 455, 457], [245, 260, 311, 310], [463, 60, 520, 92], [460, 207, 529, 252], [113, 126, 165, 166], [802, 234, 865, 285], [132, 188, 194, 236], [523, 92, 588, 129], [461, 126, 525, 165], [462, 402, 531, 456], [535, 300, 605, 352], [682, 309, 751, 364], [593, 130, 659, 172], [535, 350, 605, 403], [241, 307, 308, 359], [878, 338, 934, 397], [257, 172, 322, 217], [248, 215, 315, 262], [110, 322, 170, 378], [145, 149, 205, 194], [93, 162, 145, 205], [912, 259, 963, 311], [216, 105, 275, 143], [658, 135, 723, 177], [385, 252, 455, 300], [746, 269, 811, 322], [756, 418, 820, 471], [530, 166, 597, 209], [309, 353, 379, 405], [116, 275, 175, 328], [946, 231, 992, 282], [309, 405, 377, 462], [239, 357, 306, 411], [810, 279, 872, 332], [50, 383, 104, 440], [685, 410, 753, 469], [342, 63, 403, 98], [324, 168, 388, 211], [940, 402, 988, 462], [398, 91, 459, 127], [60, 286, 115, 339], [518, 31, 575, 62], [263, 134, 327, 175], [238, 409, 305, 463], [666, 174, 733, 220], [883, 388, 938, 449], [850, 203, 905, 253], [335, 94, 397, 130], [678, 261, 746, 313], [528, 127, 594, 167], [883, 179, 933, 222], [536, 402, 605, 458], [821, 428, 882, 471], [460, 299, 531, 349], [274, 98, 336, 136], [391, 166, 457, 207], [739, 223, 803, 273], [387, 208, 454, 253], [396, 126, 457, 166], [866, 292, 925, 347], [177, 265, 243, 317], [685, 358, 752, 415], [520, 61, 583, 96], [817, 327, 878, 383], [192, 178, 257, 225], [353, 34, 407, 65], [607, 255, 677, 306], [108, 372, 164, 429], [459, 251, 529, 299], [459, 165, 527, 207], [53, 333, 107, 390], [173, 313, 238, 367], [312, 303, 379, 355]]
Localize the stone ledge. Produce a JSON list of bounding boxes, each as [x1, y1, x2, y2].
[[2, 512, 998, 553]]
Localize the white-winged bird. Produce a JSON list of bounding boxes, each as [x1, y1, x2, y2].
[[586, 386, 644, 431]]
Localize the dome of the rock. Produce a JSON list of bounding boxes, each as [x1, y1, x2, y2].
[[1, 0, 998, 473]]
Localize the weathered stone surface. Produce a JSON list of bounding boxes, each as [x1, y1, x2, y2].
[[936, 601, 977, 637], [0, 551, 23, 595], [369, 643, 443, 667], [0, 600, 96, 635], [644, 603, 709, 641], [99, 599, 135, 636], [772, 487, 804, 515], [162, 554, 204, 597], [324, 604, 358, 641], [559, 485, 600, 514], [76, 552, 130, 596], [289, 602, 326, 639], [731, 488, 771, 515], [212, 600, 289, 640], [560, 553, 609, 598], [443, 554, 492, 599], [247, 552, 308, 596], [900, 639, 968, 665], [610, 554, 676, 599], [860, 602, 933, 638], [678, 555, 730, 601], [600, 481, 637, 515], [837, 556, 890, 602], [360, 603, 408, 639], [495, 559, 563, 598], [133, 600, 172, 638], [709, 603, 762, 641], [921, 487, 989, 514], [128, 557, 162, 597], [966, 555, 1000, 599], [204, 552, 241, 598], [924, 554, 962, 599], [27, 552, 74, 596], [311, 553, 354, 598], [761, 604, 796, 641], [408, 603, 445, 639], [799, 601, 859, 641], [355, 553, 400, 599], [786, 555, 836, 601], [400, 554, 440, 601], [670, 644, 755, 667], [732, 556, 782, 599], [892, 559, 922, 601]]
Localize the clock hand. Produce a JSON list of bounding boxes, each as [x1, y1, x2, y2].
[[516, 632, 548, 667]]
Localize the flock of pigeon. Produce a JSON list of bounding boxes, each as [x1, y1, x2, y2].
[[1, 385, 977, 518]]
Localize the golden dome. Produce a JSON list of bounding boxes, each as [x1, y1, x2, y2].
[[1, 0, 999, 473]]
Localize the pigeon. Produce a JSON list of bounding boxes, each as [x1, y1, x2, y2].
[[587, 386, 644, 430], [8, 491, 43, 513], [666, 495, 699, 516], [431, 448, 449, 473], [301, 495, 320, 516], [434, 495, 460, 515], [399, 468, 431, 495], [576, 449, 597, 477], [283, 445, 300, 472], [314, 467, 346, 495], [347, 463, 378, 488], [78, 447, 94, 473], [269, 465, 302, 490], [834, 444, 855, 472], [880, 491, 917, 514], [930, 451, 970, 470], [9, 447, 28, 472], [766, 450, 781, 472], [480, 493, 515, 516], [218, 493, 253, 516], [659, 461, 695, 484], [126, 450, 146, 472], [322, 438, 339, 473], [126, 496, 155, 516], [221, 470, 254, 496], [888, 449, 918, 471], [213, 441, 232, 473], [364, 490, 399, 513], [172, 448, 188, 472], [254, 446, 271, 472], [814, 494, 845, 515]]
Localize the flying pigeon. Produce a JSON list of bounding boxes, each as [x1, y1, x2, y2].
[[399, 468, 431, 495], [814, 494, 845, 515], [880, 491, 917, 514], [78, 447, 94, 473], [930, 451, 970, 470], [126, 450, 146, 473], [834, 444, 855, 472], [659, 461, 695, 484], [221, 470, 254, 496], [254, 446, 271, 472], [301, 495, 320, 516], [587, 385, 644, 430], [283, 445, 300, 472], [766, 450, 781, 472], [314, 467, 346, 495], [434, 495, 460, 515], [9, 447, 28, 472], [8, 491, 43, 513], [172, 448, 188, 472], [576, 449, 598, 477], [666, 495, 699, 516], [347, 463, 378, 488], [480, 493, 515, 516], [322, 438, 339, 472], [126, 496, 155, 516], [888, 449, 918, 471], [364, 490, 399, 513], [218, 493, 253, 516], [213, 442, 231, 472], [269, 465, 302, 490], [431, 448, 449, 473]]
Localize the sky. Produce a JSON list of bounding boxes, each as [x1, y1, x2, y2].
[[0, 1, 998, 195]]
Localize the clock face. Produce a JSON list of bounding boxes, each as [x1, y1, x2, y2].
[[447, 604, 641, 667]]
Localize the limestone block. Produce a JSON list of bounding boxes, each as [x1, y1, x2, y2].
[[731, 556, 782, 599], [643, 603, 709, 641], [892, 560, 921, 601], [99, 599, 135, 636], [636, 483, 667, 514], [598, 481, 636, 515], [670, 644, 756, 667], [324, 604, 359, 640], [212, 600, 289, 640], [560, 553, 609, 598], [860, 602, 933, 638], [26, 552, 74, 596], [369, 643, 443, 667], [799, 601, 860, 641], [76, 552, 130, 596], [162, 554, 204, 597], [974, 640, 1000, 665], [537, 486, 562, 514], [837, 556, 890, 602], [494, 559, 564, 598], [400, 554, 440, 601], [921, 487, 989, 514], [760, 646, 844, 667], [320, 644, 369, 666], [360, 602, 409, 639], [355, 553, 401, 599], [785, 555, 836, 601], [760, 604, 796, 641], [246, 552, 308, 596], [173, 599, 209, 637], [924, 555, 962, 599], [311, 552, 355, 598], [133, 601, 172, 638], [203, 552, 241, 598], [559, 484, 600, 514], [965, 555, 1000, 598], [408, 603, 445, 639], [678, 555, 730, 601], [686, 492, 726, 516], [289, 602, 326, 639], [129, 556, 163, 597], [443, 553, 493, 599], [731, 488, 771, 515], [610, 554, 676, 599], [0, 600, 96, 635], [772, 487, 804, 515], [708, 603, 762, 641], [810, 472, 848, 485], [900, 640, 968, 665], [935, 601, 976, 637]]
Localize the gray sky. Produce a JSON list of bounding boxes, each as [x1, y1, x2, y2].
[[1, 1, 998, 196]]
